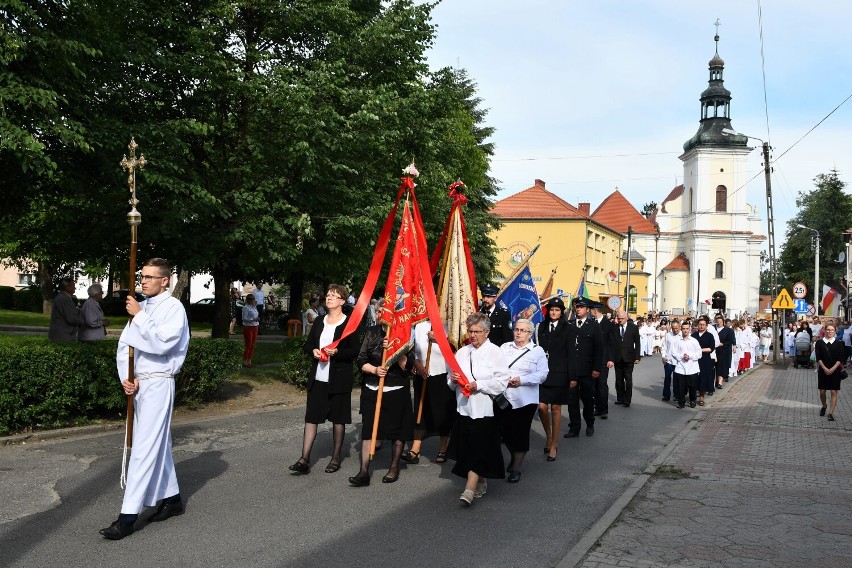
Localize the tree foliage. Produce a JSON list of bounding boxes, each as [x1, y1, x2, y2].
[[0, 0, 501, 330], [778, 170, 852, 306]]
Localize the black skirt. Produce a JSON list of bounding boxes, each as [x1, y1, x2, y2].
[[449, 415, 505, 480], [818, 369, 842, 391], [412, 373, 458, 436], [305, 380, 352, 425], [496, 403, 538, 453], [539, 384, 570, 405], [359, 386, 414, 441]]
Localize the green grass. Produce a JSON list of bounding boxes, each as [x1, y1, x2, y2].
[[0, 309, 51, 326]]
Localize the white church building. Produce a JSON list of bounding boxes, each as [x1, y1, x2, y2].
[[593, 33, 764, 316]]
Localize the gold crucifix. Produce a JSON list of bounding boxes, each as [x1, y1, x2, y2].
[[120, 138, 147, 226]]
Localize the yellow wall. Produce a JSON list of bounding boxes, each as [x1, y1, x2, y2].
[[491, 219, 625, 305]]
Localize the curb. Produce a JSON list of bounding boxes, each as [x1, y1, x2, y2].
[[556, 363, 764, 568]]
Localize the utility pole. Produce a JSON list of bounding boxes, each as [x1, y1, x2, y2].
[[761, 142, 781, 364], [625, 226, 633, 313]]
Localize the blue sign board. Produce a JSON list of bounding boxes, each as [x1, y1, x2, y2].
[[793, 299, 808, 314]]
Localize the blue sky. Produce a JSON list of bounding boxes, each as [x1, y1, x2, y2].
[[423, 0, 852, 240]]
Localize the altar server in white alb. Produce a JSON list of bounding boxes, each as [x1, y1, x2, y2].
[[100, 258, 190, 540]]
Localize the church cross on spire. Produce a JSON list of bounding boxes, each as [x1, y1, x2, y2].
[[713, 18, 721, 51]]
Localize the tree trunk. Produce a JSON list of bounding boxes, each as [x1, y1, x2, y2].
[[212, 262, 231, 338], [172, 268, 191, 302], [37, 261, 54, 314], [287, 272, 305, 320]]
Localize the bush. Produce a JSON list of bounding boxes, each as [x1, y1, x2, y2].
[[279, 335, 363, 388], [13, 287, 42, 312], [0, 337, 241, 435], [0, 286, 14, 309]]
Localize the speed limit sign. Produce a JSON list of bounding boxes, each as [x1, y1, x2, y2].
[[792, 281, 808, 299]]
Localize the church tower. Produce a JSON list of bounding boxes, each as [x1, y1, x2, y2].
[[673, 29, 762, 314]]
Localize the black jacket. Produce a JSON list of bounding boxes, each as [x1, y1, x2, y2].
[[303, 314, 361, 393], [537, 316, 570, 386], [355, 325, 414, 389], [610, 320, 642, 363], [596, 315, 615, 364], [567, 317, 605, 378], [481, 304, 513, 346]]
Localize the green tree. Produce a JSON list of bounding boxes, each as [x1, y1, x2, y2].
[[778, 170, 852, 309]]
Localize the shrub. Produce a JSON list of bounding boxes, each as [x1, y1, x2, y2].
[[0, 286, 14, 309], [280, 335, 363, 388], [13, 287, 42, 312], [0, 337, 241, 435]]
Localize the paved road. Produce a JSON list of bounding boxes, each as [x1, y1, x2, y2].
[[1, 357, 698, 568]]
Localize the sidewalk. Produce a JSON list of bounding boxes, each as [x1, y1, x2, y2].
[[578, 363, 852, 568]]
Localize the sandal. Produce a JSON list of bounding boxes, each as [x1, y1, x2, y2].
[[698, 400, 705, 406], [324, 458, 342, 473], [288, 458, 310, 474], [400, 450, 420, 464], [435, 451, 447, 464]]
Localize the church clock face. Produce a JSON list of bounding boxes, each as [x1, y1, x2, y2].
[[628, 261, 636, 269]]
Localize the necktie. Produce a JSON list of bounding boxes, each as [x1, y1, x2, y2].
[[621, 325, 625, 338], [551, 322, 556, 332], [577, 319, 583, 329]]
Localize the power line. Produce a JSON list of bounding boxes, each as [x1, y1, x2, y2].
[[492, 151, 679, 162]]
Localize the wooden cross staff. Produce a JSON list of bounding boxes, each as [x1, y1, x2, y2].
[[120, 138, 146, 449]]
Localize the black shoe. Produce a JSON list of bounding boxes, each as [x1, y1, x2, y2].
[[828, 414, 835, 422], [600, 413, 608, 419], [507, 470, 522, 483], [563, 430, 580, 438], [381, 472, 399, 484], [99, 520, 134, 540], [623, 403, 630, 408], [348, 474, 370, 487], [717, 383, 723, 389], [677, 402, 685, 409], [662, 397, 670, 401], [615, 400, 624, 406], [288, 459, 310, 474], [147, 499, 185, 523], [586, 426, 594, 437], [689, 401, 696, 408], [820, 406, 827, 416]]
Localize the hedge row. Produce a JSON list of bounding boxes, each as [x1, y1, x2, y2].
[[0, 337, 241, 435], [13, 288, 42, 312], [0, 286, 14, 309]]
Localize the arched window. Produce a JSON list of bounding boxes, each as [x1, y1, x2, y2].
[[689, 187, 694, 214], [715, 261, 724, 279], [715, 185, 727, 212], [712, 291, 727, 311], [626, 285, 638, 313]]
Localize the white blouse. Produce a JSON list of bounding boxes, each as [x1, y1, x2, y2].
[[449, 340, 510, 418], [314, 316, 344, 383], [500, 341, 548, 408]]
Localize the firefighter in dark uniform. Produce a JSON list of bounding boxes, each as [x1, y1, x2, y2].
[[479, 283, 513, 346], [564, 297, 604, 438], [590, 301, 614, 419]]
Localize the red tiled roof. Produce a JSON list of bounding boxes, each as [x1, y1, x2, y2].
[[662, 252, 690, 271], [660, 184, 684, 213], [590, 190, 658, 234], [491, 180, 590, 220]]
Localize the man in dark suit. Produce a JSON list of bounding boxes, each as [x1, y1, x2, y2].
[[479, 283, 513, 346], [714, 315, 736, 389], [565, 297, 604, 437], [48, 277, 82, 342], [590, 301, 614, 419], [611, 310, 641, 407]]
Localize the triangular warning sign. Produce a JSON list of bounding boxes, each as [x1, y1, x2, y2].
[[772, 288, 795, 310]]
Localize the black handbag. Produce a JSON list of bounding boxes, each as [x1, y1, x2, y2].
[[840, 369, 848, 380]]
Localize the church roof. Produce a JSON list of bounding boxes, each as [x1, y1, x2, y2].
[[491, 179, 590, 220], [662, 252, 690, 271], [591, 190, 658, 234], [659, 184, 684, 214]]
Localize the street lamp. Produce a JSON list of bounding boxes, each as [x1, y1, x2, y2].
[[797, 224, 821, 317], [722, 128, 780, 363]]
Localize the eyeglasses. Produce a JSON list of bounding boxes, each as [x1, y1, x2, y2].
[[140, 274, 166, 282], [468, 329, 487, 335], [326, 294, 342, 300], [514, 328, 532, 333]]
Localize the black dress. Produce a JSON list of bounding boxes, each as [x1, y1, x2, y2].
[[816, 339, 846, 391], [356, 325, 415, 441], [693, 331, 716, 393], [537, 318, 570, 404]]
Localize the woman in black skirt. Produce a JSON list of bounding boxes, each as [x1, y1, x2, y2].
[[401, 320, 458, 464], [449, 312, 511, 506], [536, 297, 570, 461], [348, 318, 415, 486], [289, 284, 360, 475], [816, 323, 846, 421], [497, 318, 548, 483]]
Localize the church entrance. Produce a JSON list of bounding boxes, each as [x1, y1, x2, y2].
[[712, 290, 727, 313]]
